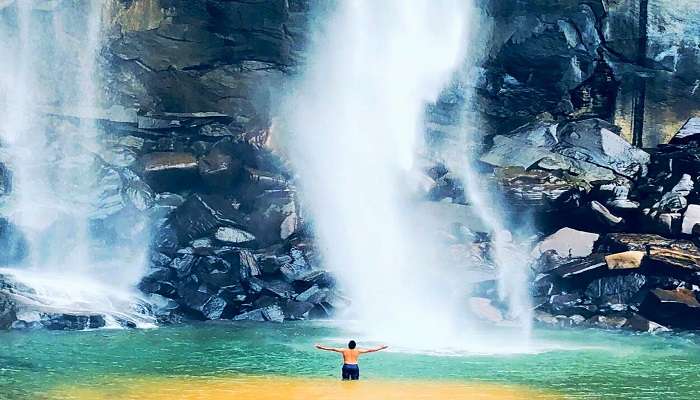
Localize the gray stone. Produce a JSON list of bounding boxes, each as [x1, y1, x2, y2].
[[535, 228, 599, 258], [215, 227, 256, 244], [585, 274, 647, 305], [590, 201, 623, 226], [137, 152, 199, 192]]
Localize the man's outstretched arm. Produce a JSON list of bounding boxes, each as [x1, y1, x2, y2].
[[315, 344, 343, 352], [359, 345, 388, 354]]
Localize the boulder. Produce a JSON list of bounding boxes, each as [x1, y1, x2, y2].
[[587, 315, 628, 330], [295, 285, 328, 304], [136, 152, 199, 192], [194, 256, 237, 287], [554, 119, 650, 179], [201, 295, 231, 320], [214, 227, 256, 245], [639, 288, 700, 329], [647, 245, 700, 275], [549, 253, 608, 283], [535, 228, 599, 258], [584, 274, 647, 305], [493, 167, 580, 211], [260, 280, 295, 299], [234, 304, 284, 323], [43, 314, 106, 330], [282, 300, 314, 320], [623, 313, 670, 333], [226, 249, 260, 280], [198, 147, 243, 190], [170, 194, 248, 244]]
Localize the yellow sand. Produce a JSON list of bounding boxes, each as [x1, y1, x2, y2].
[[48, 376, 561, 400]]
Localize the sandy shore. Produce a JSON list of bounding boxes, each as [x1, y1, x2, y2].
[[49, 375, 561, 400]]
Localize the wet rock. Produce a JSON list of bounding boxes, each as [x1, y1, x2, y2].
[[295, 285, 327, 304], [227, 249, 260, 279], [177, 283, 211, 316], [584, 274, 647, 305], [260, 280, 294, 299], [295, 270, 334, 288], [170, 194, 247, 244], [646, 245, 700, 276], [136, 152, 199, 192], [194, 256, 236, 287], [623, 313, 670, 333], [493, 167, 580, 211], [43, 314, 106, 330], [640, 288, 700, 329], [234, 304, 284, 323], [555, 119, 649, 180], [282, 300, 314, 320], [170, 254, 197, 278], [0, 291, 16, 330], [201, 295, 231, 320], [587, 315, 628, 330], [0, 219, 28, 266], [214, 227, 256, 245], [549, 254, 607, 282], [535, 228, 599, 258], [606, 184, 638, 210], [198, 146, 243, 190]]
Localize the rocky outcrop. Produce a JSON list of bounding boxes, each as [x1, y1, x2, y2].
[[476, 0, 700, 147]]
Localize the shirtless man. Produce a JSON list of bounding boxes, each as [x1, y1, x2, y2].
[[315, 340, 388, 380]]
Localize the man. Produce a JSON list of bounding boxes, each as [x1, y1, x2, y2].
[[315, 340, 388, 380]]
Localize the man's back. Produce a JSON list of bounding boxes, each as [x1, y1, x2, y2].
[[341, 348, 360, 365], [315, 341, 388, 381]]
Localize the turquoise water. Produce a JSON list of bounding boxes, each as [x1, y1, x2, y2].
[[1, 322, 700, 399]]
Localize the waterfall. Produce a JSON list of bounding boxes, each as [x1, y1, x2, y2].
[[282, 0, 533, 350], [0, 1, 153, 327]]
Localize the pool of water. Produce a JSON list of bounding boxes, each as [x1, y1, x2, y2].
[[1, 322, 699, 399]]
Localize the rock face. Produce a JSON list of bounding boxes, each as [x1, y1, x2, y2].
[[480, 0, 700, 147], [1, 0, 697, 333]]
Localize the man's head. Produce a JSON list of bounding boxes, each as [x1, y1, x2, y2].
[[348, 340, 356, 349]]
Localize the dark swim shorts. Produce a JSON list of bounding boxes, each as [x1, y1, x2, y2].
[[342, 363, 360, 380]]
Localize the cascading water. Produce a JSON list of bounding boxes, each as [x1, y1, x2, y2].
[[0, 1, 153, 327], [282, 0, 533, 350]]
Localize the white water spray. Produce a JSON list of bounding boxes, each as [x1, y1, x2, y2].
[[0, 1, 153, 327], [283, 0, 471, 349], [282, 0, 533, 350]]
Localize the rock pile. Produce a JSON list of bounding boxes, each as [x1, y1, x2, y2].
[[478, 117, 700, 332]]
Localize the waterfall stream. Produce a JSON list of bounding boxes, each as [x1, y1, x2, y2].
[[281, 0, 532, 350], [0, 1, 153, 327]]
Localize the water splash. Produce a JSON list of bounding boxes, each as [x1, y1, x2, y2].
[[0, 1, 153, 327], [281, 0, 532, 350], [281, 0, 477, 349]]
